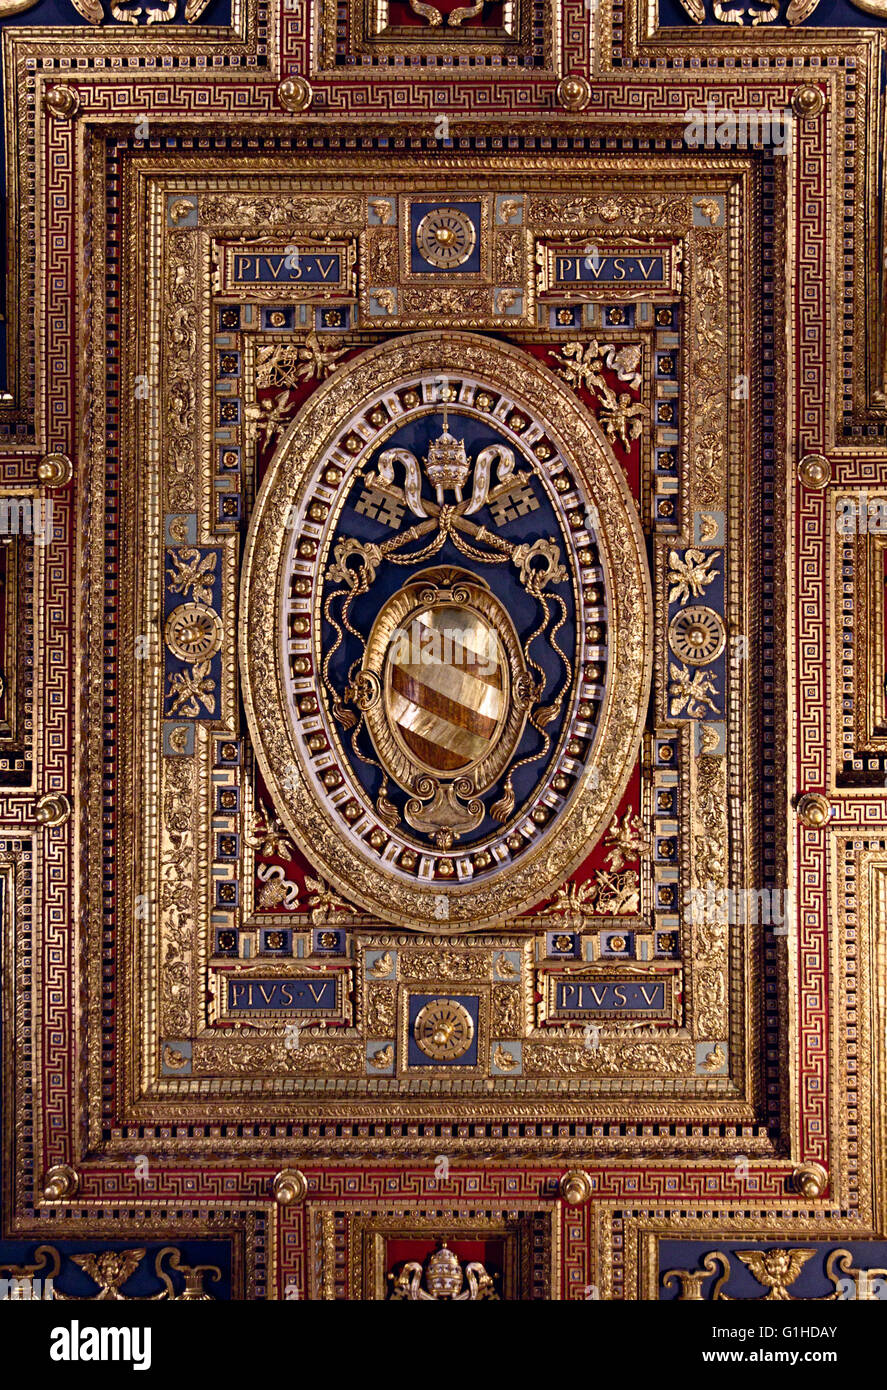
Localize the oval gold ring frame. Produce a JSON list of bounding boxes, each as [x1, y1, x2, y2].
[[239, 331, 653, 932]]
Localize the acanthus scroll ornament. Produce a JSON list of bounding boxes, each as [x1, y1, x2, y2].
[[676, 0, 885, 23], [18, 0, 214, 23]]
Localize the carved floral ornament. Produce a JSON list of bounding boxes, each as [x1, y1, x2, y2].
[[0, 0, 212, 19], [388, 1242, 499, 1300], [663, 1249, 887, 1301], [676, 0, 887, 20], [240, 332, 652, 931], [15, 0, 885, 22]]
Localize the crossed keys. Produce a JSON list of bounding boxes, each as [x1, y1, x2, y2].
[[338, 410, 569, 597], [323, 414, 574, 837]]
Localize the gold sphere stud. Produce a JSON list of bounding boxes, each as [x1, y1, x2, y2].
[[791, 86, 826, 121], [792, 1160, 828, 1200], [556, 76, 592, 113], [44, 86, 80, 121], [37, 452, 73, 488], [797, 453, 830, 490], [797, 793, 831, 829], [35, 792, 71, 828], [277, 77, 313, 114], [272, 1168, 309, 1205], [559, 1168, 594, 1205], [43, 1164, 79, 1201]]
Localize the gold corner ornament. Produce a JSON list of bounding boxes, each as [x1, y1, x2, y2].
[[37, 451, 73, 487], [240, 332, 652, 932], [797, 453, 831, 490], [559, 1169, 593, 1205], [272, 1169, 309, 1205], [277, 77, 313, 114], [556, 76, 591, 113], [796, 792, 831, 829], [43, 86, 80, 121], [35, 792, 72, 828], [43, 1164, 79, 1201], [792, 1160, 829, 1199]]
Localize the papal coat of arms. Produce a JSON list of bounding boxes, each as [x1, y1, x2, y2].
[[241, 333, 652, 929]]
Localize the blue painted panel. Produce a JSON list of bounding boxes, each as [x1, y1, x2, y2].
[[659, 0, 887, 25], [659, 1240, 887, 1299]]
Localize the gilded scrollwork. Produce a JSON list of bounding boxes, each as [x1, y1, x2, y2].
[[690, 755, 729, 1038], [491, 983, 522, 1037], [663, 1248, 887, 1301], [688, 228, 728, 508], [366, 982, 397, 1036], [525, 1040, 695, 1076], [400, 950, 490, 983], [528, 195, 693, 233], [200, 195, 363, 227], [164, 230, 199, 514], [159, 757, 197, 1038], [191, 1041, 365, 1075]]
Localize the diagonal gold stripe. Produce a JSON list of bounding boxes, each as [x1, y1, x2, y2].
[[389, 690, 493, 763], [393, 657, 505, 722], [413, 609, 500, 671]]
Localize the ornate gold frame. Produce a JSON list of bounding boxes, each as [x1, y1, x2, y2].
[[241, 330, 652, 930]]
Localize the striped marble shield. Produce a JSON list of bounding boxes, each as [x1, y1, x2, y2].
[[386, 604, 507, 774]]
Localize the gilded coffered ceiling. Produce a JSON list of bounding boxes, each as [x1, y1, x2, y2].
[[0, 0, 884, 1326]]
